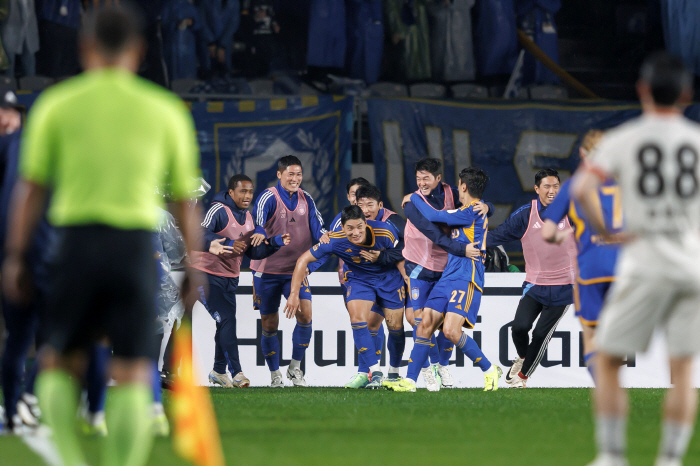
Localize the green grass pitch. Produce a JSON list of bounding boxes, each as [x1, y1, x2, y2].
[[2, 388, 700, 465]]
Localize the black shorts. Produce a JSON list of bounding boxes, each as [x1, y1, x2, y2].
[[43, 225, 159, 359]]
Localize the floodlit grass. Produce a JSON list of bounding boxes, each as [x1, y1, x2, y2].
[[2, 388, 699, 465]]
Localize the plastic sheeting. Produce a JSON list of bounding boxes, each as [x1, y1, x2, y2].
[[428, 0, 476, 82], [661, 0, 700, 76]]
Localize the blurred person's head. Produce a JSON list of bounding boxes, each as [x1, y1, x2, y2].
[[355, 185, 383, 221], [0, 91, 20, 136], [277, 155, 303, 193], [534, 169, 561, 207], [346, 177, 371, 205], [340, 205, 367, 244], [80, 3, 146, 73], [637, 52, 693, 113], [414, 158, 442, 196], [228, 174, 254, 210], [579, 130, 604, 160]]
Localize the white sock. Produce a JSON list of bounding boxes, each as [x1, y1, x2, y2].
[[389, 366, 400, 375], [596, 415, 627, 456], [369, 364, 381, 374], [271, 369, 282, 379], [438, 363, 449, 368], [289, 359, 301, 371], [483, 364, 495, 374], [658, 421, 693, 460], [406, 378, 417, 385]]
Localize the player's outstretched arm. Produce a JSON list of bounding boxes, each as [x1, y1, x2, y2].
[[572, 170, 609, 237], [284, 250, 319, 319], [245, 233, 291, 260], [404, 203, 467, 256], [541, 220, 572, 244], [412, 193, 473, 226]]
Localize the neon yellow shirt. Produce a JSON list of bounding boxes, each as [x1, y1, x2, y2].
[[20, 68, 199, 230]]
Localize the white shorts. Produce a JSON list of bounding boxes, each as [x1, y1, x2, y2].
[[597, 270, 700, 357]]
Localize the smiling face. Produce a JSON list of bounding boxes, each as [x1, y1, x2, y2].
[[278, 164, 303, 193], [535, 176, 561, 207], [347, 184, 364, 205], [342, 218, 367, 244], [229, 180, 255, 210], [415, 170, 441, 196], [356, 197, 382, 221]]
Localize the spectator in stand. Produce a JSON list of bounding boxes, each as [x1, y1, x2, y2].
[[1, 0, 39, 78], [241, 0, 280, 77], [198, 0, 240, 78], [384, 0, 430, 81], [36, 0, 83, 78], [345, 0, 383, 85], [306, 0, 346, 70], [161, 0, 202, 80], [427, 0, 476, 82]]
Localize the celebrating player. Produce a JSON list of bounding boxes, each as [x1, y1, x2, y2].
[[484, 168, 576, 388], [540, 130, 619, 384], [574, 52, 700, 466], [190, 174, 291, 388], [251, 155, 327, 388], [284, 205, 404, 388], [385, 167, 502, 392]]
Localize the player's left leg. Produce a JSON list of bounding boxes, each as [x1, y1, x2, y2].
[[577, 281, 612, 384], [366, 308, 386, 382], [345, 297, 380, 388], [381, 307, 405, 384], [283, 277, 313, 387], [518, 303, 570, 385]]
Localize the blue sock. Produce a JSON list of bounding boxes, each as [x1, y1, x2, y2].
[[414, 318, 430, 369], [292, 321, 312, 361], [584, 351, 596, 383], [359, 329, 381, 374], [86, 345, 110, 414], [428, 334, 439, 365], [457, 333, 491, 372], [387, 328, 405, 368], [406, 337, 432, 382], [152, 361, 162, 404], [437, 331, 454, 366], [373, 326, 385, 361], [261, 330, 280, 372], [351, 322, 378, 371]]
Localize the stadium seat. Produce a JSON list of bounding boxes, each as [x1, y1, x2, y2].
[[0, 76, 16, 91], [529, 85, 569, 100], [19, 75, 55, 91], [369, 82, 408, 97], [450, 83, 489, 99], [248, 79, 275, 95], [171, 78, 202, 94], [409, 83, 447, 98]]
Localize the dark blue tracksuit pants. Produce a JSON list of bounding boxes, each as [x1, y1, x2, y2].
[[200, 274, 241, 376]]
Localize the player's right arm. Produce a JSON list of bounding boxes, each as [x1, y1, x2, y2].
[[410, 193, 475, 226], [404, 202, 468, 256], [284, 242, 332, 318], [541, 179, 572, 243], [201, 203, 233, 254]]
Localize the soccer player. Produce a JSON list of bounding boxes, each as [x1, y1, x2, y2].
[[191, 174, 291, 388], [540, 130, 619, 383], [251, 155, 327, 387], [574, 52, 700, 466], [385, 167, 502, 392], [484, 168, 576, 388], [2, 6, 203, 466], [284, 205, 404, 388], [400, 157, 492, 390]]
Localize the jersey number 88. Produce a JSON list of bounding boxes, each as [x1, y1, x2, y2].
[[638, 144, 699, 198]]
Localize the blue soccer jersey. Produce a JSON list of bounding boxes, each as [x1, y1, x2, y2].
[[541, 178, 621, 283], [411, 194, 487, 291]]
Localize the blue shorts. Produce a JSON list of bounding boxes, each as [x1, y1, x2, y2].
[[253, 272, 312, 316], [423, 280, 482, 329], [574, 280, 613, 327], [346, 272, 405, 310], [408, 277, 438, 310]]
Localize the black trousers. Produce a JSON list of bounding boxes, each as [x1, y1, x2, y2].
[[511, 294, 569, 377], [36, 20, 80, 78]]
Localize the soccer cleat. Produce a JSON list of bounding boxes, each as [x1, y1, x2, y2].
[[431, 365, 442, 388], [344, 373, 369, 389], [16, 393, 41, 428], [505, 357, 525, 384], [483, 366, 503, 391], [365, 372, 384, 389], [383, 378, 416, 392], [232, 372, 250, 388], [81, 411, 108, 437], [586, 453, 629, 466], [385, 373, 402, 382], [152, 403, 170, 437], [437, 365, 454, 388], [271, 370, 284, 388], [286, 367, 308, 387], [421, 367, 440, 392], [509, 372, 527, 388], [209, 370, 234, 388]]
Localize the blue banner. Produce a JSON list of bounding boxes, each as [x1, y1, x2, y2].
[[367, 98, 654, 226], [15, 92, 354, 227]]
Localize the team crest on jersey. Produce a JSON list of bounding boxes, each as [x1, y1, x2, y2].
[[313, 244, 319, 251], [299, 206, 306, 215], [280, 210, 287, 219], [411, 287, 420, 300], [246, 223, 253, 231], [557, 221, 566, 230]]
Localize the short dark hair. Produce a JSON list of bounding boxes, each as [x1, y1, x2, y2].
[[458, 167, 488, 199], [640, 52, 693, 106], [355, 185, 382, 203], [414, 158, 442, 177], [346, 177, 371, 194], [535, 169, 560, 186], [277, 155, 303, 173], [341, 205, 366, 225], [228, 174, 252, 190], [81, 3, 145, 59]]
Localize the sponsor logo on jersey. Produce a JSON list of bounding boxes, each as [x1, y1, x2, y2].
[[533, 221, 542, 229], [290, 217, 296, 223], [345, 248, 353, 253]]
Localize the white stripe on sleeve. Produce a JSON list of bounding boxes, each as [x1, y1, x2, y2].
[[256, 191, 273, 226], [201, 204, 224, 228]]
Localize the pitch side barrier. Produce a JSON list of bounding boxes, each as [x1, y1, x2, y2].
[[189, 272, 697, 389]]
